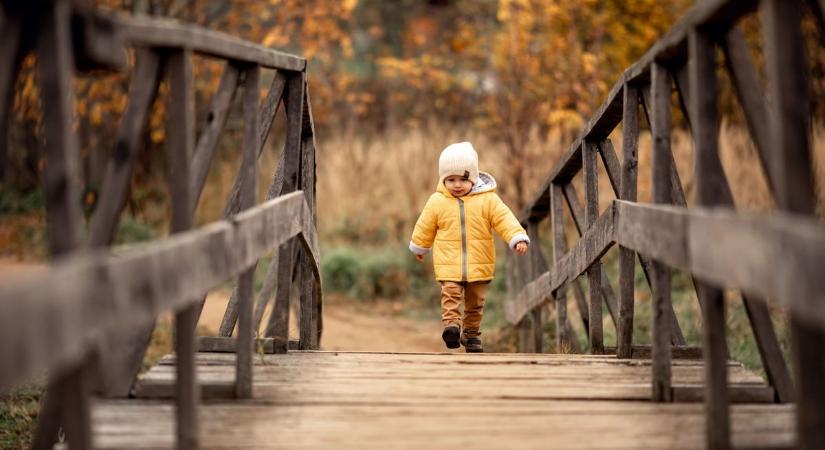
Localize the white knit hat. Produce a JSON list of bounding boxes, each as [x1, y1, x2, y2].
[[438, 142, 479, 185]]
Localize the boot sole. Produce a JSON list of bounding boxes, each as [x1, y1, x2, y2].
[[442, 327, 460, 349], [465, 348, 484, 353]]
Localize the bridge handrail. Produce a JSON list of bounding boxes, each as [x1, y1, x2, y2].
[[504, 0, 825, 448], [0, 191, 319, 392], [0, 1, 321, 448]]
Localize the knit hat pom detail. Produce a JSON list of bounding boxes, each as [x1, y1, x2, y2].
[[439, 142, 479, 185]]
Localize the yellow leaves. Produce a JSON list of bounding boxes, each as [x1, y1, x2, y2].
[[89, 103, 103, 126]]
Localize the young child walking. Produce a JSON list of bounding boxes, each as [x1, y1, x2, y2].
[[409, 142, 529, 352]]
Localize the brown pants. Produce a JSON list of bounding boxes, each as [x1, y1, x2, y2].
[[440, 281, 488, 336]]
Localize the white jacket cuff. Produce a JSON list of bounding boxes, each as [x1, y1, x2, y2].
[[508, 234, 530, 250], [409, 241, 431, 256]]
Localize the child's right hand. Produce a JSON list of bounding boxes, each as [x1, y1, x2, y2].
[[415, 254, 425, 262]]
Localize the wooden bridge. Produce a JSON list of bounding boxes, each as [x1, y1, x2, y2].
[[0, 0, 823, 449]]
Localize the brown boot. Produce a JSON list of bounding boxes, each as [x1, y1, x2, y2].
[[442, 324, 461, 349], [460, 329, 483, 353]]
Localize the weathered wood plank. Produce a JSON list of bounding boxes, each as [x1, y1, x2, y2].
[[198, 336, 275, 354], [689, 27, 730, 450], [763, 3, 824, 445], [235, 65, 261, 399], [0, 191, 315, 391], [613, 201, 825, 332], [32, 3, 88, 446], [549, 203, 616, 294], [560, 184, 623, 332], [617, 83, 639, 360], [650, 62, 672, 403], [673, 34, 793, 405], [583, 141, 604, 354], [114, 13, 306, 71], [551, 184, 572, 347], [604, 345, 702, 360], [165, 48, 199, 450], [265, 71, 306, 351]]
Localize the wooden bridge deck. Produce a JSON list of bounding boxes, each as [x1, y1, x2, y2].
[[90, 351, 795, 449]]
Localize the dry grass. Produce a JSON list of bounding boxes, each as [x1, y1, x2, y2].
[[314, 122, 825, 246]]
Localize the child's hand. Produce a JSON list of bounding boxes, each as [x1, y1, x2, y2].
[[515, 241, 528, 255], [415, 254, 425, 262]]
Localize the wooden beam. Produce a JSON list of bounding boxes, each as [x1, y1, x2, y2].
[[165, 48, 199, 450], [676, 30, 793, 404], [234, 65, 260, 399], [583, 141, 604, 354], [689, 27, 730, 450], [114, 13, 306, 71], [551, 184, 571, 348], [0, 191, 316, 392], [614, 201, 825, 332], [650, 62, 673, 403], [617, 83, 640, 360], [264, 71, 306, 351], [762, 1, 825, 447]]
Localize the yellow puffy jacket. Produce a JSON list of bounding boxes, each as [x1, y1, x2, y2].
[[409, 172, 529, 282]]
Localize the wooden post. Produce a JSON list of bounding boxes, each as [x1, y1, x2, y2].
[[166, 48, 199, 450], [235, 65, 260, 399], [31, 2, 90, 448], [266, 71, 305, 353], [650, 62, 672, 402], [716, 29, 794, 404], [527, 221, 544, 353], [617, 83, 639, 360], [583, 141, 603, 354], [551, 184, 571, 351], [762, 1, 825, 448], [689, 27, 730, 450]]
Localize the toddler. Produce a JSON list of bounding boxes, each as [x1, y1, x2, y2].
[[409, 142, 529, 352]]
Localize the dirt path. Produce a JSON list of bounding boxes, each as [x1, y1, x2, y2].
[[199, 291, 451, 353], [0, 259, 450, 353]]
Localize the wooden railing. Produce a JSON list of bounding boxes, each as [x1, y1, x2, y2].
[[0, 1, 320, 449], [504, 0, 825, 448]]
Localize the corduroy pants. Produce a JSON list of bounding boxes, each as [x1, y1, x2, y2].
[[440, 280, 488, 336]]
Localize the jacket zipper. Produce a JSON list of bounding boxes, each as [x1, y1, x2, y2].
[[458, 198, 468, 282]]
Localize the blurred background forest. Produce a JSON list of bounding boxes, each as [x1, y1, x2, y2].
[[2, 1, 825, 430]]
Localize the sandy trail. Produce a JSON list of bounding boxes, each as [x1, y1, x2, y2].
[[198, 291, 450, 353], [0, 259, 450, 353]]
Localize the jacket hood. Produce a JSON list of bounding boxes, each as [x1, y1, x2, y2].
[[437, 171, 497, 198]]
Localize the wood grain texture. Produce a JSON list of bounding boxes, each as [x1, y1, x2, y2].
[[32, 3, 88, 447], [650, 62, 672, 403], [673, 36, 792, 405], [583, 141, 603, 354], [114, 13, 306, 71], [90, 351, 794, 450], [762, 2, 824, 446], [235, 65, 261, 399], [551, 184, 571, 347], [0, 191, 316, 391], [689, 27, 731, 450], [617, 83, 639, 360]]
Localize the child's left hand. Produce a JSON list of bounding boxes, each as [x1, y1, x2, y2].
[[515, 241, 528, 255]]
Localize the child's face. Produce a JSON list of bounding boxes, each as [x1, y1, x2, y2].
[[444, 175, 473, 197]]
